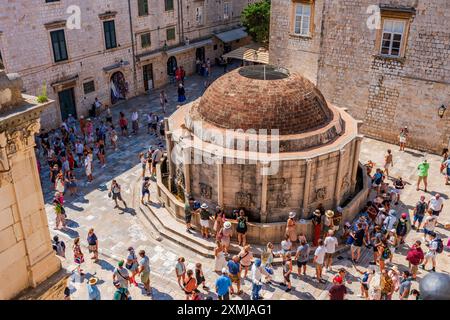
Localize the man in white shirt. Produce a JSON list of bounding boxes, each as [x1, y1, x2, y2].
[[422, 210, 437, 244], [250, 259, 268, 300], [421, 232, 439, 272], [383, 209, 397, 232], [324, 230, 338, 272], [131, 111, 139, 135], [314, 239, 327, 283], [151, 148, 163, 177], [428, 194, 444, 217]]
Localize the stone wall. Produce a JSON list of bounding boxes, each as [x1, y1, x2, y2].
[[269, 0, 450, 153]]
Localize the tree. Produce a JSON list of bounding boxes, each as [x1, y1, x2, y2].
[[241, 0, 271, 45]]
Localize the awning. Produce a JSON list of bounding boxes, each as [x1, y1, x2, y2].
[[222, 44, 269, 64], [214, 27, 248, 43], [166, 38, 213, 56], [103, 60, 130, 72]]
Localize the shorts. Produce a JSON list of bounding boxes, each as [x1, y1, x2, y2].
[[399, 137, 406, 143], [185, 215, 192, 224], [140, 271, 150, 283], [431, 210, 441, 216], [88, 245, 97, 253], [218, 293, 230, 300], [315, 262, 323, 269], [393, 189, 402, 195], [425, 252, 436, 261], [230, 274, 240, 284], [362, 283, 369, 291], [372, 182, 381, 187], [351, 244, 362, 251], [121, 125, 128, 131], [200, 219, 210, 228], [410, 264, 419, 274], [296, 260, 307, 267], [284, 273, 291, 283], [325, 252, 334, 260], [112, 192, 123, 201], [142, 189, 150, 196], [413, 215, 424, 224], [423, 228, 433, 235]]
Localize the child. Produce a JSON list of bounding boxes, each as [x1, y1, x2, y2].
[[195, 263, 207, 290]]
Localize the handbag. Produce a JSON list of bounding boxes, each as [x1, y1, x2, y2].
[[108, 192, 112, 198]]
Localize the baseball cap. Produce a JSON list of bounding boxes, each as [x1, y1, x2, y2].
[[401, 213, 407, 219]]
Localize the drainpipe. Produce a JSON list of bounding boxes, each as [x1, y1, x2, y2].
[[180, 0, 185, 42], [177, 0, 182, 45], [127, 0, 138, 96]]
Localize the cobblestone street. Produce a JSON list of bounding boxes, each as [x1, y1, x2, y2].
[[36, 65, 450, 301]]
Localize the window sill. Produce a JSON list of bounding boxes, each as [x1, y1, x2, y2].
[[53, 59, 69, 66], [373, 54, 406, 63], [289, 33, 313, 40]]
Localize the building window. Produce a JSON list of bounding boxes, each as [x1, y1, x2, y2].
[[195, 6, 203, 25], [166, 28, 175, 41], [380, 19, 406, 57], [103, 20, 117, 50], [83, 80, 95, 94], [138, 0, 149, 16], [224, 2, 230, 20], [213, 44, 218, 51], [293, 2, 312, 36], [165, 0, 174, 11], [50, 29, 68, 62], [141, 32, 151, 48]]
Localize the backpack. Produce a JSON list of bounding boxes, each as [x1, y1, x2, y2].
[[238, 218, 246, 230], [434, 239, 444, 254], [382, 247, 391, 260]]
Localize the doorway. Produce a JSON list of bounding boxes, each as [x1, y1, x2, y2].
[[58, 88, 77, 121], [167, 56, 177, 76], [195, 47, 205, 62], [110, 71, 127, 105], [143, 64, 154, 91]]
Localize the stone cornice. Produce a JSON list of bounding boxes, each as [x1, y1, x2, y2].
[[44, 20, 67, 30], [98, 11, 118, 20]]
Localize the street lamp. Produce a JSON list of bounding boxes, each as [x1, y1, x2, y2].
[[438, 104, 446, 118]]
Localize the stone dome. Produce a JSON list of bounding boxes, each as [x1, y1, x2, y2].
[[197, 65, 333, 135]]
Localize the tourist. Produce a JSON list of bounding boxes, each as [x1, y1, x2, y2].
[[411, 289, 422, 300], [370, 225, 383, 265], [350, 223, 366, 263], [380, 269, 394, 300], [383, 149, 394, 177], [421, 231, 441, 272], [141, 177, 151, 205], [441, 155, 450, 185], [227, 255, 242, 295], [388, 265, 400, 295], [94, 97, 103, 117], [105, 105, 113, 125], [281, 234, 292, 255], [406, 240, 424, 279], [151, 147, 162, 177], [113, 280, 131, 300], [251, 258, 267, 300], [399, 271, 413, 300], [87, 228, 99, 263], [398, 126, 408, 151], [285, 212, 297, 246], [49, 164, 59, 189], [263, 242, 275, 283], [53, 196, 67, 230], [378, 239, 391, 272], [110, 126, 118, 151], [392, 176, 405, 205], [213, 206, 225, 239], [113, 260, 130, 289], [238, 245, 253, 279], [323, 210, 334, 235], [281, 252, 293, 292], [412, 195, 428, 231], [160, 90, 168, 114], [372, 168, 384, 195], [428, 193, 444, 219], [119, 112, 128, 137], [65, 170, 77, 196], [198, 203, 211, 238], [368, 271, 381, 300], [195, 262, 207, 291], [184, 197, 196, 232], [395, 213, 409, 246], [236, 209, 248, 246], [137, 249, 151, 296], [422, 209, 437, 245], [131, 110, 139, 135], [110, 180, 127, 208], [353, 265, 374, 299], [125, 247, 139, 287], [219, 221, 233, 255], [72, 237, 85, 276], [64, 285, 71, 300], [329, 276, 347, 300], [383, 209, 398, 233], [84, 151, 93, 183], [215, 268, 232, 300], [74, 140, 84, 165], [295, 238, 310, 277], [314, 239, 326, 283], [324, 230, 338, 272], [312, 209, 322, 246], [52, 235, 66, 258], [87, 277, 101, 300], [177, 83, 186, 104], [386, 229, 398, 263], [416, 158, 430, 192], [139, 152, 147, 177], [175, 257, 186, 289]]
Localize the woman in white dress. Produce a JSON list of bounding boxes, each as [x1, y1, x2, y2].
[[214, 241, 227, 273]]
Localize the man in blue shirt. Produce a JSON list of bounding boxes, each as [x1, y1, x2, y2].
[[215, 268, 232, 300], [227, 255, 242, 295]]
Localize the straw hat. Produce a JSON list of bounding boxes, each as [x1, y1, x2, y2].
[[201, 203, 208, 209], [288, 212, 296, 219], [89, 278, 98, 285], [325, 210, 334, 218], [313, 209, 321, 216], [224, 221, 232, 229]]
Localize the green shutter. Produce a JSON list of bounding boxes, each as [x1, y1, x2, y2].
[[50, 30, 68, 62], [165, 0, 174, 11], [104, 21, 117, 49], [138, 0, 148, 16]]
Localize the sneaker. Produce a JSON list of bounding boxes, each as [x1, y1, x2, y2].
[[431, 267, 436, 272]]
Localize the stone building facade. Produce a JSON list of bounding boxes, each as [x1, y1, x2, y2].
[[0, 71, 60, 300], [0, 0, 254, 129], [269, 0, 450, 153]]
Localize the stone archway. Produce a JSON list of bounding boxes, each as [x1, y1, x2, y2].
[[167, 56, 177, 76], [110, 71, 127, 105]]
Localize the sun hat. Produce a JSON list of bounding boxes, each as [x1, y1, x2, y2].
[[288, 212, 296, 219], [89, 278, 98, 285], [325, 210, 334, 218], [224, 221, 232, 229], [254, 259, 261, 267], [201, 203, 208, 209], [313, 209, 321, 216]]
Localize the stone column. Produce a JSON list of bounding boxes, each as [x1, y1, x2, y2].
[[183, 147, 191, 195], [260, 162, 270, 223], [217, 162, 223, 207], [302, 159, 313, 218], [333, 149, 346, 207], [165, 131, 175, 192], [351, 136, 363, 193]]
